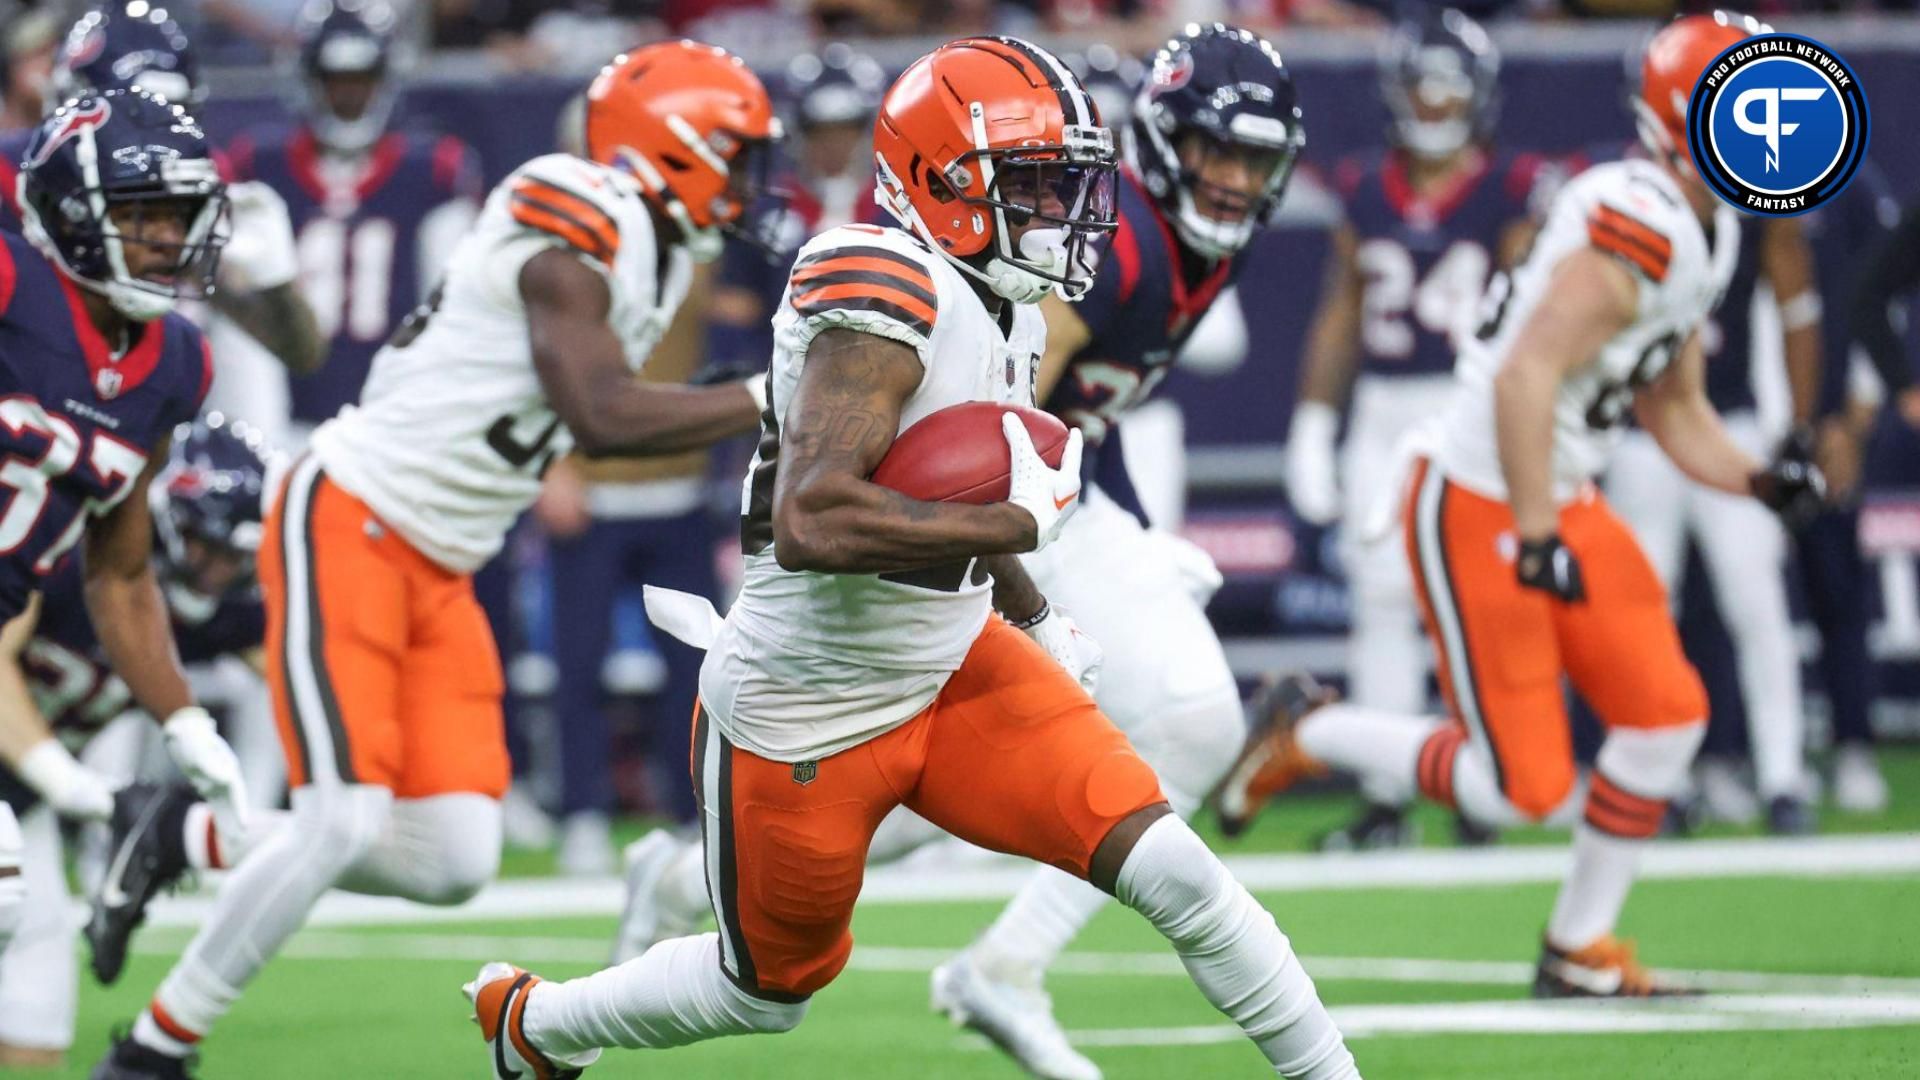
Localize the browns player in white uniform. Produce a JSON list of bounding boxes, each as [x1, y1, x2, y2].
[[469, 36, 1357, 1080], [95, 43, 776, 1078], [1216, 13, 1825, 997]]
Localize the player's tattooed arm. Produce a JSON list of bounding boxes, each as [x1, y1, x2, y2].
[[981, 554, 1046, 624], [1494, 248, 1637, 540], [1634, 333, 1765, 496], [523, 249, 762, 457], [772, 328, 1037, 573], [82, 437, 196, 721], [211, 282, 327, 374]]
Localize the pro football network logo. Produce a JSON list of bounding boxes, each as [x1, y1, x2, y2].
[[1687, 34, 1868, 216]]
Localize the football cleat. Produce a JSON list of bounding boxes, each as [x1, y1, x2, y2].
[[88, 784, 196, 985], [465, 962, 597, 1080], [610, 829, 705, 965], [1211, 674, 1334, 838], [1765, 794, 1817, 837], [1533, 935, 1694, 999], [90, 1030, 197, 1079], [931, 951, 1100, 1080], [1316, 802, 1417, 853]]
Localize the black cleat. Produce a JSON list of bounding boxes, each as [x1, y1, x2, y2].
[[87, 784, 195, 985], [1765, 794, 1817, 837], [1317, 802, 1417, 852], [91, 1030, 198, 1079], [1452, 812, 1498, 847]]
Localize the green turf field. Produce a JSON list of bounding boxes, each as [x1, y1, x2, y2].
[[29, 749, 1920, 1079]]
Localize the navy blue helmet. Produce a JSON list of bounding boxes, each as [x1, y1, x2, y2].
[[1379, 8, 1500, 160], [51, 3, 201, 109], [295, 0, 400, 154], [20, 89, 226, 321], [785, 42, 883, 131], [1129, 24, 1305, 259], [151, 414, 274, 620]]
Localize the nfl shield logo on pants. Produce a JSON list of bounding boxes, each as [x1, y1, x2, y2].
[[791, 761, 818, 786]]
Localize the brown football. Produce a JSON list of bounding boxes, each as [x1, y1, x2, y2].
[[869, 402, 1071, 504]]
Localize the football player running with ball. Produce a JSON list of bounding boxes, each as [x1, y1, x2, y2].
[[470, 36, 1357, 1080], [95, 42, 774, 1078], [1215, 12, 1826, 997]]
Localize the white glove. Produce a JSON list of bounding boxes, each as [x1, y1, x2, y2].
[[1020, 603, 1103, 695], [0, 802, 23, 950], [16, 739, 114, 822], [219, 181, 301, 292], [1004, 414, 1084, 553], [164, 707, 251, 829], [1286, 400, 1342, 526], [1145, 529, 1223, 606]]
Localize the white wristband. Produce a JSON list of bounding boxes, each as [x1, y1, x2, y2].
[[17, 739, 87, 799], [740, 374, 769, 416], [1290, 400, 1340, 448]]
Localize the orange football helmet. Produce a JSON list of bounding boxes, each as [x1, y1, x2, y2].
[[586, 40, 782, 262], [873, 36, 1117, 304], [1635, 11, 1767, 168]]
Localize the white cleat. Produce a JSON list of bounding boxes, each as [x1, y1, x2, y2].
[[931, 951, 1101, 1080], [610, 829, 705, 964], [465, 961, 599, 1080], [1832, 745, 1890, 815]]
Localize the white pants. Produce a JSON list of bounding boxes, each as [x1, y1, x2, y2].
[[1337, 376, 1451, 808], [0, 806, 76, 1051], [1605, 417, 1806, 798], [1020, 490, 1243, 811]]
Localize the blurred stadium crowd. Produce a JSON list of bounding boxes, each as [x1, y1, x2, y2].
[[1, 0, 1914, 878]]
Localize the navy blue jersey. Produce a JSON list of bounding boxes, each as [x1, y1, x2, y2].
[[226, 125, 480, 424], [1803, 161, 1901, 418], [1702, 215, 1764, 415], [1337, 148, 1540, 378], [0, 231, 210, 621], [23, 558, 263, 746], [1043, 171, 1244, 521]]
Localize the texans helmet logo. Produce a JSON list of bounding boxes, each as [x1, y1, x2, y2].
[[1151, 52, 1194, 96], [29, 99, 112, 169]]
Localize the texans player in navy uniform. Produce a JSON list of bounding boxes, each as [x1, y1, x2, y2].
[[0, 87, 249, 1061], [223, 0, 480, 445], [1271, 8, 1539, 849], [0, 3, 324, 377], [0, 418, 272, 1067]]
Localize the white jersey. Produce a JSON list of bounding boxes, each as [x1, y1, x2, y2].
[[702, 223, 1046, 762], [1436, 158, 1739, 502], [310, 153, 692, 572]]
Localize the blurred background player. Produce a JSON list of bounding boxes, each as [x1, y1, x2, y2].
[[0, 418, 274, 1068], [1282, 6, 1537, 850], [0, 2, 57, 130], [219, 0, 481, 449], [0, 2, 325, 379], [94, 40, 776, 1078], [1606, 210, 1822, 833], [1217, 12, 1826, 997]]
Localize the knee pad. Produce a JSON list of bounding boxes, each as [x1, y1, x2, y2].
[[393, 794, 502, 906], [1151, 686, 1246, 818], [292, 785, 392, 874], [1596, 723, 1706, 802]]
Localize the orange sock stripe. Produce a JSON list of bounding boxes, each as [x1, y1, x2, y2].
[[149, 1000, 202, 1045], [1416, 726, 1466, 808], [1585, 773, 1666, 838]]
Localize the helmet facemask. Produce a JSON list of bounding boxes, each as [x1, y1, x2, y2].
[[1384, 52, 1479, 160], [1133, 108, 1300, 261]]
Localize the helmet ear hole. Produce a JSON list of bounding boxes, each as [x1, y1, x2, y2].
[[925, 164, 955, 203]]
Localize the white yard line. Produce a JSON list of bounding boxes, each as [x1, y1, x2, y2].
[[141, 832, 1920, 930], [978, 994, 1920, 1046], [130, 932, 1920, 999]]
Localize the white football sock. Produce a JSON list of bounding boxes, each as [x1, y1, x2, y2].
[[142, 785, 390, 1050], [1296, 702, 1439, 807], [1115, 816, 1357, 1079], [524, 933, 806, 1059], [971, 865, 1110, 976], [334, 793, 500, 905], [1546, 825, 1642, 950], [0, 806, 74, 1051]]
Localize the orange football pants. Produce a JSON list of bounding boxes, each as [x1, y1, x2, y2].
[[1402, 458, 1707, 818], [260, 457, 510, 798], [692, 614, 1166, 1000]]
